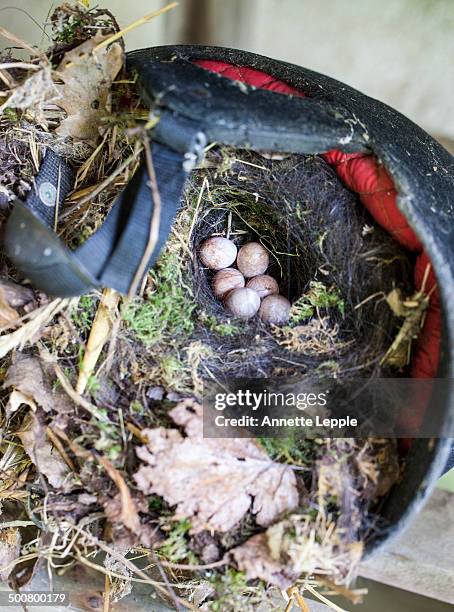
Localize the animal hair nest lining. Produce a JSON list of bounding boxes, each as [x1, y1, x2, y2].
[[186, 147, 413, 384]]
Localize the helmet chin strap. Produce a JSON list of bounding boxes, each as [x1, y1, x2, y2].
[[4, 136, 201, 298]]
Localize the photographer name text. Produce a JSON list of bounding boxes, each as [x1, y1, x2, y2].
[[214, 414, 358, 429]]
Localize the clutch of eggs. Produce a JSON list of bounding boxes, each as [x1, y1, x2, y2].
[[199, 236, 291, 323]]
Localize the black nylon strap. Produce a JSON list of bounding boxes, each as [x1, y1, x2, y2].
[[5, 141, 188, 296], [26, 151, 74, 227], [79, 143, 188, 293]]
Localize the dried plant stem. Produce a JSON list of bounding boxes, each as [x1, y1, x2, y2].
[[127, 137, 161, 297], [0, 299, 70, 359], [73, 550, 176, 586], [76, 288, 120, 395], [0, 520, 34, 529], [46, 427, 77, 472], [96, 454, 140, 532], [78, 532, 194, 610], [0, 62, 40, 72], [0, 26, 44, 58], [157, 558, 227, 571], [46, 354, 111, 424], [302, 585, 347, 612], [103, 565, 111, 612], [61, 145, 143, 219], [93, 3, 179, 52]]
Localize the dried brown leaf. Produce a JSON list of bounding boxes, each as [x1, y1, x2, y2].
[[0, 64, 59, 125], [103, 491, 159, 549], [7, 389, 36, 415], [4, 353, 68, 416], [0, 527, 21, 582], [231, 532, 297, 590], [55, 36, 124, 143], [18, 414, 69, 489], [0, 279, 35, 309], [0, 270, 34, 330], [98, 454, 141, 533], [134, 400, 298, 533], [0, 288, 19, 328]]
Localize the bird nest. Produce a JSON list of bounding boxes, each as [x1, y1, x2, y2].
[[184, 147, 413, 384]]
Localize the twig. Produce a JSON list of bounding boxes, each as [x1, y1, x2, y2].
[[0, 520, 35, 529], [45, 427, 77, 472], [303, 585, 348, 612], [0, 62, 40, 71], [79, 533, 194, 610], [73, 550, 173, 586], [45, 353, 112, 424], [48, 427, 92, 465], [149, 551, 186, 612], [96, 454, 140, 533], [93, 3, 179, 51], [103, 573, 111, 612], [76, 288, 120, 395], [293, 590, 310, 612], [0, 69, 14, 88], [0, 26, 44, 58], [316, 576, 365, 605], [354, 291, 385, 310], [188, 176, 208, 246], [75, 130, 110, 188], [284, 594, 294, 612], [127, 137, 162, 297], [157, 557, 227, 571]]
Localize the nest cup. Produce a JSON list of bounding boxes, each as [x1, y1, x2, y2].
[[188, 149, 413, 381]]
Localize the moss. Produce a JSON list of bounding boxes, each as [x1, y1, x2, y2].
[[94, 430, 121, 461], [54, 22, 83, 43], [209, 569, 265, 612], [290, 281, 345, 323], [148, 495, 166, 513], [71, 295, 97, 333], [86, 374, 101, 394], [157, 518, 194, 563], [199, 313, 240, 337], [258, 435, 315, 466], [129, 400, 144, 414], [157, 354, 189, 391], [316, 360, 341, 375], [122, 251, 196, 346], [3, 108, 19, 124]]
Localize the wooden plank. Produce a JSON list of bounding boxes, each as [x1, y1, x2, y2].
[[359, 488, 454, 604]]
